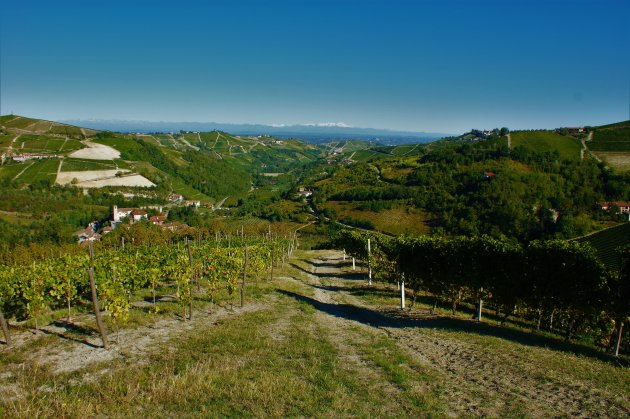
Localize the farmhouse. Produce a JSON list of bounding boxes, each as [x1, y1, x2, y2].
[[150, 215, 167, 225], [297, 187, 313, 198], [565, 127, 585, 134], [183, 200, 201, 208], [12, 153, 61, 162], [131, 209, 148, 221], [596, 201, 630, 214], [75, 222, 102, 245], [112, 205, 149, 224], [170, 193, 184, 202]]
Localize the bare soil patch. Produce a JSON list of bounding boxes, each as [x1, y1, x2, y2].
[[56, 169, 155, 188], [69, 141, 120, 160], [78, 174, 155, 188], [57, 169, 129, 184]]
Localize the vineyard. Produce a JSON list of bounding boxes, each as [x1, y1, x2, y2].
[[333, 230, 630, 356], [0, 234, 295, 349], [590, 126, 630, 152], [1, 232, 629, 416]]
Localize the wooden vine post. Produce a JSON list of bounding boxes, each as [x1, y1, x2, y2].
[[282, 246, 285, 269], [270, 243, 275, 281], [241, 245, 248, 307], [0, 309, 11, 346], [88, 242, 108, 349], [614, 321, 624, 357], [367, 238, 372, 286], [400, 273, 406, 310], [187, 239, 194, 321], [476, 287, 484, 322]]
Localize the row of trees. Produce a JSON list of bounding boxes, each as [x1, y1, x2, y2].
[[0, 235, 296, 348], [334, 230, 629, 356]]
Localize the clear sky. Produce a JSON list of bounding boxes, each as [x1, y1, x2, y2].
[[1, 0, 628, 133]]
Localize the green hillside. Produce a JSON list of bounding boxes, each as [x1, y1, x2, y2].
[[1, 116, 323, 201], [511, 131, 582, 160], [0, 114, 97, 136]]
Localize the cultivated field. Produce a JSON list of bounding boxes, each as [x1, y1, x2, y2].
[[1, 250, 627, 417], [511, 131, 582, 160]]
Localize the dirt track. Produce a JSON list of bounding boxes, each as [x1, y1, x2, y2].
[[291, 251, 629, 418]]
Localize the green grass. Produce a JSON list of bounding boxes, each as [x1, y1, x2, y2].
[[511, 131, 582, 160]]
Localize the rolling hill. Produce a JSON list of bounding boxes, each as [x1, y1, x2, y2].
[[0, 115, 324, 202]]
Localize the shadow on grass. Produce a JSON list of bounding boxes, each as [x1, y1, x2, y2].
[[38, 320, 102, 349], [277, 288, 629, 367], [312, 260, 355, 269]]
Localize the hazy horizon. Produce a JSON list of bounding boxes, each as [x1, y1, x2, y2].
[[1, 0, 628, 133]]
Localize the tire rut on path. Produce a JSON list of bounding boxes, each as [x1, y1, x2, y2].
[[294, 251, 628, 418]]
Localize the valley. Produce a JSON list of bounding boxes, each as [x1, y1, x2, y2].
[[0, 115, 629, 417]]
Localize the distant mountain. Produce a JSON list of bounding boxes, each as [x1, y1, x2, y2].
[[60, 119, 451, 145]]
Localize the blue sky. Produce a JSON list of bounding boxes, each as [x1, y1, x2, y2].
[[1, 0, 628, 133]]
